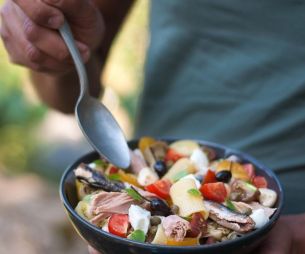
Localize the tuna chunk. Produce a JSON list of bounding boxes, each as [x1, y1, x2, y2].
[[89, 192, 135, 226], [162, 215, 190, 241]]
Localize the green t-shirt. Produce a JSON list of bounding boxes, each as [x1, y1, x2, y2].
[[135, 0, 305, 171]]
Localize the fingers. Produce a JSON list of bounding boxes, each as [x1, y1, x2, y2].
[[1, 0, 103, 73], [2, 19, 68, 73], [1, 3, 73, 73], [12, 0, 64, 29], [256, 219, 292, 254], [23, 16, 90, 62], [1, 5, 41, 70], [0, 7, 10, 43], [42, 0, 104, 49], [88, 246, 103, 254], [42, 0, 96, 18], [281, 214, 305, 253]]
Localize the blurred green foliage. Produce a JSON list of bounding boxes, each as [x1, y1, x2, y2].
[[0, 57, 46, 173], [0, 0, 47, 174], [0, 0, 148, 175], [103, 0, 148, 132]]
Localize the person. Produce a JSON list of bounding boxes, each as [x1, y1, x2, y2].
[[1, 1, 305, 253]]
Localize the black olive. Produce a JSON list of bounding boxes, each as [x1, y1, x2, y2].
[[199, 238, 207, 245], [153, 160, 167, 177], [216, 170, 232, 183], [150, 198, 172, 216]]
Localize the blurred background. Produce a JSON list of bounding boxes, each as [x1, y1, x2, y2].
[[0, 0, 149, 253]]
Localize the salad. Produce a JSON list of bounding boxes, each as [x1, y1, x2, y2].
[[74, 137, 278, 246]]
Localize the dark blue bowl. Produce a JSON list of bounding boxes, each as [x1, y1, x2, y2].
[[60, 139, 283, 254]]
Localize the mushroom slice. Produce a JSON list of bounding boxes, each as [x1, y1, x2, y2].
[[229, 180, 260, 202], [231, 201, 253, 215], [204, 221, 232, 241], [143, 141, 168, 167]]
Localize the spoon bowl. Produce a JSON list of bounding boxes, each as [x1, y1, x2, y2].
[[76, 94, 130, 169], [59, 21, 130, 168]]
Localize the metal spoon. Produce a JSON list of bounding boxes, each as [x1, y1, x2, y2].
[[59, 21, 130, 168]]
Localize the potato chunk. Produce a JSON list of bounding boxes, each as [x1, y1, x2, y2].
[[169, 140, 200, 156], [162, 158, 196, 183], [170, 178, 208, 219]]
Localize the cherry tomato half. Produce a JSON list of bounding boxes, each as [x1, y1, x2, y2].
[[164, 148, 184, 163], [243, 163, 255, 181], [252, 176, 268, 188], [203, 169, 217, 184], [200, 182, 227, 203], [145, 179, 172, 199], [108, 214, 129, 238], [109, 166, 119, 174]]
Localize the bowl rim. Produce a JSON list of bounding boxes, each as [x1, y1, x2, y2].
[[60, 138, 284, 251]]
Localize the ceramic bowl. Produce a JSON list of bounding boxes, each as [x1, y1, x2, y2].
[[60, 139, 283, 254]]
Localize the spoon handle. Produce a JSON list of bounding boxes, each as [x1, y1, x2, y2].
[[59, 21, 89, 99]]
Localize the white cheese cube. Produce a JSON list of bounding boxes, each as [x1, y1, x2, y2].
[[259, 188, 277, 208], [190, 148, 209, 175], [250, 208, 269, 229], [128, 205, 151, 235], [137, 167, 159, 186]]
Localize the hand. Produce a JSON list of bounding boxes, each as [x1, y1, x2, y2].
[[256, 214, 305, 254], [0, 0, 104, 74], [88, 246, 103, 254]]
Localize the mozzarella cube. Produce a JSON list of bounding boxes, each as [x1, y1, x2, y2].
[[259, 188, 277, 208], [128, 205, 151, 235], [250, 208, 269, 229], [137, 167, 159, 186], [190, 148, 209, 174]]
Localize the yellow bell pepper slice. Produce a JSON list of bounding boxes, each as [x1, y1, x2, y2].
[[216, 160, 231, 172], [118, 170, 142, 188], [139, 136, 156, 154], [166, 237, 199, 246], [216, 160, 249, 181]]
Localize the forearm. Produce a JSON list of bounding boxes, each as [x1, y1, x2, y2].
[[30, 52, 102, 114]]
